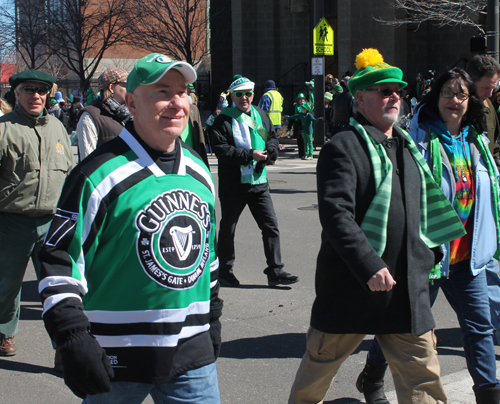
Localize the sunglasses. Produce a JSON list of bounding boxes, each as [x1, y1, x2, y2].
[[364, 87, 406, 98], [22, 86, 50, 95], [233, 91, 254, 98]]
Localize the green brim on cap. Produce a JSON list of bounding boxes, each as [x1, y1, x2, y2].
[[348, 63, 407, 96], [127, 53, 197, 93]]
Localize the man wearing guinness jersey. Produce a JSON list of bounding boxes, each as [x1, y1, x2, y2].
[[38, 53, 222, 403]]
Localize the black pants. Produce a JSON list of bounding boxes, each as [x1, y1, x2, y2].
[[218, 190, 284, 277]]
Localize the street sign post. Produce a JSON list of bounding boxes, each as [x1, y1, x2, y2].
[[312, 57, 324, 76]]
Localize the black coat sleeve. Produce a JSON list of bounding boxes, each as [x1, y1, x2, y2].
[[209, 114, 255, 166], [316, 138, 388, 286]]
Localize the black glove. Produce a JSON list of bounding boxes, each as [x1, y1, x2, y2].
[[255, 159, 267, 173], [267, 146, 279, 162], [209, 319, 222, 360], [59, 331, 114, 399]]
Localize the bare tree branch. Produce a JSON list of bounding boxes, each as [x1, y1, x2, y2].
[[125, 0, 208, 67], [0, 0, 52, 69], [375, 0, 487, 34], [46, 0, 132, 90]]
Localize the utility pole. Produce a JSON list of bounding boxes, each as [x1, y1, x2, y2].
[[487, 0, 499, 62], [313, 0, 325, 147]]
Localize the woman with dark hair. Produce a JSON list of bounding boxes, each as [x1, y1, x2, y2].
[[358, 68, 500, 404]]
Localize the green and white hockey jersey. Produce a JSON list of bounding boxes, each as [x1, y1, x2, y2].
[[39, 126, 222, 383]]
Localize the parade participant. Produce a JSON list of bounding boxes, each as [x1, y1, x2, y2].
[[286, 102, 321, 160], [259, 80, 284, 129], [0, 70, 74, 357], [288, 48, 464, 404], [77, 68, 130, 160], [210, 77, 299, 287], [38, 53, 222, 402], [362, 67, 500, 404], [286, 93, 306, 159], [305, 79, 314, 110]]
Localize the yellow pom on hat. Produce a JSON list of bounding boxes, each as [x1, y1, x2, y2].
[[355, 48, 384, 70]]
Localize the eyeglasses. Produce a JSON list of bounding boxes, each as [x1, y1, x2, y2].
[[22, 86, 50, 95], [440, 90, 469, 101], [363, 87, 406, 98], [233, 91, 254, 98]]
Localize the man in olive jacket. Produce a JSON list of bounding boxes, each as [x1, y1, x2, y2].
[[0, 70, 74, 357], [288, 49, 463, 404]]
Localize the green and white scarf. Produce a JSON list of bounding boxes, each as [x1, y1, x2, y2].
[[221, 106, 268, 185], [351, 118, 466, 261]]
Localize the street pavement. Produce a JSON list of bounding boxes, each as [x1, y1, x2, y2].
[[0, 144, 499, 403]]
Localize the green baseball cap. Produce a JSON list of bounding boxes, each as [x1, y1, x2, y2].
[[126, 53, 197, 92]]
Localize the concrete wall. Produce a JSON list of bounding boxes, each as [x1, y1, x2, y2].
[[337, 1, 407, 81], [231, 0, 310, 87], [210, 0, 484, 110]]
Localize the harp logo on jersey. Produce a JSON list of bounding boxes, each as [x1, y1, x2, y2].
[[135, 189, 211, 289]]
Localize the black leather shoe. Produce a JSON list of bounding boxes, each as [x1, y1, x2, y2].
[[475, 387, 500, 404], [219, 272, 240, 287], [268, 272, 299, 287], [356, 354, 390, 404]]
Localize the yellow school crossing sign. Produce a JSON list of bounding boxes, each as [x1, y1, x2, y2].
[[313, 17, 334, 55]]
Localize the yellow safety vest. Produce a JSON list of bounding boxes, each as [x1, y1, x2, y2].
[[262, 90, 283, 126]]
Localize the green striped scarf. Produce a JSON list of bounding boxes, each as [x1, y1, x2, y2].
[[351, 118, 466, 261]]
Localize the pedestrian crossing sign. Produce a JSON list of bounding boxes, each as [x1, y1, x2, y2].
[[313, 17, 334, 56]]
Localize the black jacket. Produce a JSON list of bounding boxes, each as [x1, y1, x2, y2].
[[312, 112, 439, 336], [79, 97, 127, 147], [209, 106, 279, 197]]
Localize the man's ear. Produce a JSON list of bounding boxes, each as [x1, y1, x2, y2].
[[356, 90, 364, 108], [125, 92, 136, 116]]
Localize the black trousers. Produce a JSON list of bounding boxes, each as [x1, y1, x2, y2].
[[218, 189, 284, 277]]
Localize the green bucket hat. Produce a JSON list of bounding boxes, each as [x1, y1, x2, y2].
[[324, 92, 333, 101], [297, 93, 305, 99], [347, 48, 407, 96], [302, 102, 312, 112], [333, 84, 343, 92], [126, 53, 197, 93]]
